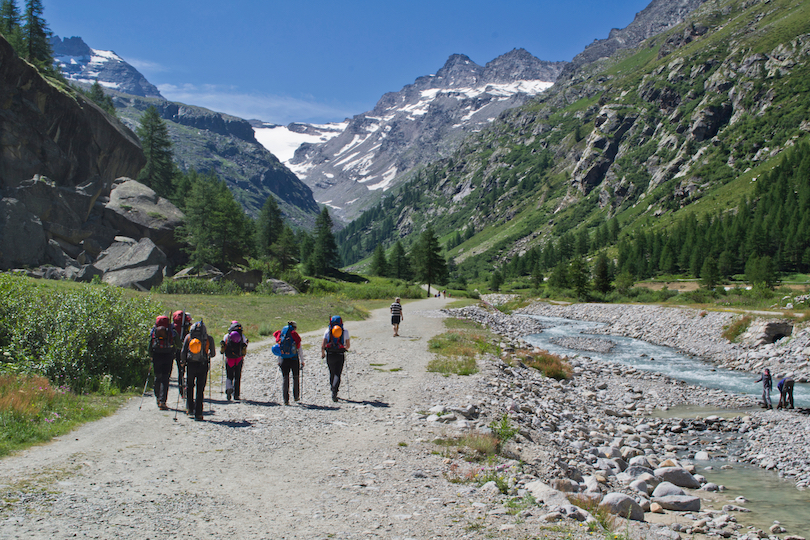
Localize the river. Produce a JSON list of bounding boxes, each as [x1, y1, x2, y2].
[[522, 315, 808, 408]]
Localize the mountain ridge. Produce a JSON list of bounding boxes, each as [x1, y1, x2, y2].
[[282, 48, 567, 221]]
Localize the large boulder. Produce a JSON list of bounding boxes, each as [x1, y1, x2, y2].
[[89, 237, 167, 290], [223, 269, 263, 291], [654, 467, 701, 489], [652, 495, 701, 512], [599, 493, 645, 521], [104, 179, 184, 258]]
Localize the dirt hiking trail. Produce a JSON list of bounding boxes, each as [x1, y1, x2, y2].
[[0, 295, 504, 540]]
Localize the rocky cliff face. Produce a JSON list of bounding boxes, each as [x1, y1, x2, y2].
[[0, 35, 184, 287], [51, 35, 164, 98], [287, 49, 567, 221]]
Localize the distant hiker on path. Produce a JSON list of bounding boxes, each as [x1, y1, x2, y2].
[[172, 310, 191, 398], [149, 315, 177, 411], [755, 368, 773, 409], [390, 297, 403, 337], [273, 321, 303, 405], [777, 375, 795, 409], [221, 321, 248, 401], [181, 320, 216, 420], [322, 316, 350, 402]]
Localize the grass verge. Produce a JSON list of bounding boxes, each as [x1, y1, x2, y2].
[[0, 374, 129, 457]]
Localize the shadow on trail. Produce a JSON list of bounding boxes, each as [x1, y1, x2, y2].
[[207, 418, 253, 428], [339, 399, 390, 408], [298, 403, 340, 411]]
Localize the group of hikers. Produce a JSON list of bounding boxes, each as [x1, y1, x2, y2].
[[147, 311, 353, 419], [755, 368, 796, 410]]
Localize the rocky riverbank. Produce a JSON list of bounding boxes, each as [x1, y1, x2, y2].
[[434, 300, 810, 539]]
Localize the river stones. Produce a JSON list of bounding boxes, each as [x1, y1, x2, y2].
[[599, 492, 645, 521]]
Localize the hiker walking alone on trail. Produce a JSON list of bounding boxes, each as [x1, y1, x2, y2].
[[221, 321, 248, 402], [777, 375, 795, 409], [149, 315, 177, 410], [755, 368, 773, 409], [181, 320, 215, 420], [390, 297, 403, 337], [273, 321, 304, 405], [172, 310, 191, 398], [322, 316, 350, 403]]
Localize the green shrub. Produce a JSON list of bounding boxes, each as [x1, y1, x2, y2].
[[0, 275, 161, 392]]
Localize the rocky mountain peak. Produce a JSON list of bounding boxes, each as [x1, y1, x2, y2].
[[484, 48, 566, 83], [431, 53, 482, 87], [51, 36, 92, 57], [50, 35, 163, 99]]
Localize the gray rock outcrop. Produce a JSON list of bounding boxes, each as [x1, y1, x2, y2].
[[90, 237, 168, 291]]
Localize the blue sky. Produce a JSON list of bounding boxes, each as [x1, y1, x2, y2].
[[43, 0, 651, 124]]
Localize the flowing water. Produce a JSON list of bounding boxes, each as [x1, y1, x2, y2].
[[522, 315, 809, 408], [522, 315, 810, 535]]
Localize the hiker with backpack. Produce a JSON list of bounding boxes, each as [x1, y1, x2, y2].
[[321, 316, 350, 402], [221, 321, 248, 401], [181, 320, 216, 420], [273, 321, 304, 405], [172, 310, 191, 398], [149, 315, 178, 411]]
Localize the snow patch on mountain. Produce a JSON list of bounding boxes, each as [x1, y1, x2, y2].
[[253, 121, 347, 164], [288, 49, 567, 221]]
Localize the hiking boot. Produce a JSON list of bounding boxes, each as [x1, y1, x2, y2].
[[159, 402, 169, 411], [194, 415, 203, 421], [284, 401, 290, 406]]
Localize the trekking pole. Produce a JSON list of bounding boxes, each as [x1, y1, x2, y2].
[[173, 381, 182, 421], [138, 364, 152, 411]]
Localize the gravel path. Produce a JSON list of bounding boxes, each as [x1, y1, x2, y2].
[[0, 296, 592, 540]]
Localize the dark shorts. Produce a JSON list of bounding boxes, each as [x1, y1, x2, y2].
[[391, 315, 401, 325]]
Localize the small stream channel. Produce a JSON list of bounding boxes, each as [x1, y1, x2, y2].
[[522, 315, 810, 536]]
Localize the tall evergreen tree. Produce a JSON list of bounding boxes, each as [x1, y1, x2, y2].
[[411, 224, 447, 297], [389, 241, 410, 280], [181, 173, 253, 268], [272, 225, 299, 272], [568, 258, 590, 300], [256, 195, 283, 257], [136, 106, 175, 198], [369, 243, 388, 277], [310, 207, 339, 276], [592, 253, 612, 294], [22, 0, 52, 72], [0, 0, 24, 54]]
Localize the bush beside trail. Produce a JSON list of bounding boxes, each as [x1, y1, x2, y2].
[[0, 275, 161, 393]]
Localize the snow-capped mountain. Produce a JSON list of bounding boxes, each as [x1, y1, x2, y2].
[[51, 36, 163, 98], [272, 49, 566, 221]]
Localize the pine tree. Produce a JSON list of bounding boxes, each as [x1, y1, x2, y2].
[[389, 241, 410, 280], [1, 0, 24, 54], [257, 195, 283, 257], [22, 0, 53, 72], [592, 253, 612, 294], [136, 106, 175, 198], [272, 225, 299, 272], [370, 244, 388, 277], [411, 224, 447, 297], [310, 207, 339, 276]]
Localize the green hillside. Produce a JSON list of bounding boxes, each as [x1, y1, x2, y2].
[[336, 0, 810, 286]]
